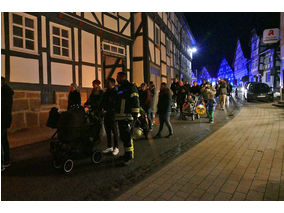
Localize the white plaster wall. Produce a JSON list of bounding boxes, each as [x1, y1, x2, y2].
[[161, 31, 165, 45], [75, 65, 79, 86], [82, 65, 95, 88], [41, 16, 46, 48], [10, 56, 39, 83], [84, 12, 97, 24], [155, 47, 160, 66], [161, 45, 166, 62], [161, 63, 167, 76], [127, 45, 130, 69], [148, 17, 154, 40], [2, 13, 5, 49], [42, 52, 47, 84], [163, 12, 167, 25], [149, 41, 154, 62], [133, 36, 143, 57], [51, 62, 72, 86], [97, 67, 102, 84], [119, 12, 130, 19], [82, 30, 95, 64], [104, 15, 118, 32], [123, 24, 131, 37], [119, 19, 126, 32], [94, 12, 102, 24], [74, 28, 79, 62], [97, 36, 101, 65], [133, 61, 144, 86], [1, 54, 5, 77], [134, 13, 142, 33]]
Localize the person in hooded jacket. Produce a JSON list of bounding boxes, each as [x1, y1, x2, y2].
[[1, 77, 14, 170], [84, 80, 104, 142], [67, 83, 81, 110]]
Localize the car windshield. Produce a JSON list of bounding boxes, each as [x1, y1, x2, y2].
[[249, 83, 270, 93]]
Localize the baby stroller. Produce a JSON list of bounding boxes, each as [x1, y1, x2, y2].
[[47, 105, 102, 173], [182, 95, 200, 120], [132, 107, 150, 140]]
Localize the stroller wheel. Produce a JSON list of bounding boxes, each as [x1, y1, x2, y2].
[[52, 159, 62, 169], [63, 159, 74, 173], [91, 151, 102, 164]]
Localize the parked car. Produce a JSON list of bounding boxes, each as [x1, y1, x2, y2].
[[244, 82, 274, 102]]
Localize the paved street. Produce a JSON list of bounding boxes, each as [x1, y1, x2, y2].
[[116, 103, 284, 201], [2, 98, 240, 201]]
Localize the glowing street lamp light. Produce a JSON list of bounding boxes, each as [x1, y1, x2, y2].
[[191, 47, 197, 53]]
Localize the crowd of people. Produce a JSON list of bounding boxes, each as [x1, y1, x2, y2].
[[1, 73, 233, 171]]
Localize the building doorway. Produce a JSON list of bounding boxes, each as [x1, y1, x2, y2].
[[102, 55, 126, 86]]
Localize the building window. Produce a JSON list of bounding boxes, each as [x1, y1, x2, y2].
[[9, 13, 38, 53], [50, 22, 72, 59], [266, 72, 270, 82], [154, 25, 160, 45], [102, 41, 125, 56], [166, 38, 170, 55]]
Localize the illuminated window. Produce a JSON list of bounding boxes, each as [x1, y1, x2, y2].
[[10, 13, 38, 53], [50, 22, 72, 59], [154, 25, 160, 45]]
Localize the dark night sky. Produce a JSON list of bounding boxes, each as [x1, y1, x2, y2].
[[184, 12, 280, 77]]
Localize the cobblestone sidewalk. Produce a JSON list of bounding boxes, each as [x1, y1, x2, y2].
[[116, 103, 284, 201]]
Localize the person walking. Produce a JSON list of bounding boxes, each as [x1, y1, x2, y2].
[[101, 78, 119, 156], [67, 83, 81, 110], [84, 80, 104, 142], [217, 79, 228, 110], [115, 72, 140, 166], [148, 81, 156, 127], [177, 81, 187, 120], [138, 83, 153, 131], [1, 77, 14, 170], [201, 82, 217, 123], [155, 82, 173, 138]]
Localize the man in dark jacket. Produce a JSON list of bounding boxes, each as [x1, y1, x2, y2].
[[191, 81, 200, 96], [67, 83, 81, 110], [115, 72, 140, 165], [170, 78, 179, 103], [217, 79, 227, 110], [155, 82, 173, 138], [1, 77, 14, 170], [101, 78, 119, 156], [184, 81, 191, 95]]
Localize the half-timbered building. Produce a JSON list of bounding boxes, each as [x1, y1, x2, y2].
[[132, 12, 195, 87], [217, 58, 235, 85], [1, 12, 196, 144], [233, 40, 249, 86]]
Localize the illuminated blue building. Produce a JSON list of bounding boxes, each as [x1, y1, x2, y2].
[[198, 67, 211, 84], [233, 40, 249, 86], [217, 58, 235, 85]]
